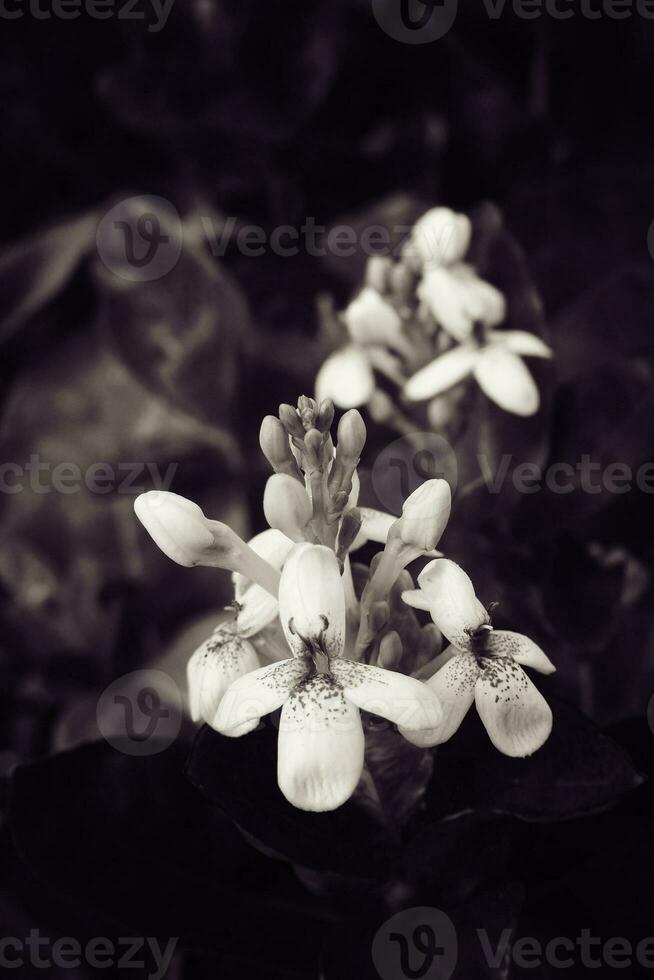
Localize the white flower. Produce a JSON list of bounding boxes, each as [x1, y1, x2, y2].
[[403, 207, 472, 269], [402, 559, 555, 757], [215, 544, 443, 811], [232, 529, 295, 637], [417, 263, 506, 342], [404, 329, 552, 417]]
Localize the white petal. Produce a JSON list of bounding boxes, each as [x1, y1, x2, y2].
[[315, 346, 374, 409], [349, 507, 396, 552], [233, 529, 294, 637], [475, 659, 553, 757], [474, 347, 540, 416], [214, 657, 309, 736], [278, 544, 346, 658], [405, 207, 471, 267], [331, 660, 442, 732], [404, 346, 478, 401], [348, 469, 361, 510], [417, 559, 489, 648], [400, 651, 478, 747], [488, 330, 552, 359], [401, 589, 432, 612], [417, 267, 476, 341], [486, 630, 556, 675], [187, 627, 261, 723], [263, 473, 313, 541], [277, 674, 365, 811], [344, 287, 406, 353]]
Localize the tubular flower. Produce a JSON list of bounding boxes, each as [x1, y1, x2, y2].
[[215, 544, 443, 811], [402, 559, 555, 757]]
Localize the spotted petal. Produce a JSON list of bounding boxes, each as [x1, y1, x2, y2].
[[474, 347, 540, 416], [278, 544, 346, 658], [401, 651, 478, 747], [475, 658, 553, 757], [277, 674, 365, 811], [213, 657, 309, 736], [187, 627, 261, 723], [315, 345, 374, 409], [331, 660, 442, 732], [486, 630, 556, 675], [416, 559, 489, 648]]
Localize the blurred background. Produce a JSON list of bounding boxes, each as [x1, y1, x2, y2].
[[1, 0, 654, 833]]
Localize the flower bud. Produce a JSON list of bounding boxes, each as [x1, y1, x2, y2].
[[315, 399, 335, 434], [134, 491, 214, 567], [279, 403, 305, 438], [396, 479, 451, 552], [279, 544, 345, 659], [259, 416, 301, 479], [389, 261, 416, 305], [336, 409, 367, 462], [263, 474, 313, 542]]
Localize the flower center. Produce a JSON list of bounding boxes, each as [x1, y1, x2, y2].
[[288, 615, 333, 674]]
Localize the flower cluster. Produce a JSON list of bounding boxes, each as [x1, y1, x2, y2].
[[134, 396, 555, 812], [316, 207, 552, 421]]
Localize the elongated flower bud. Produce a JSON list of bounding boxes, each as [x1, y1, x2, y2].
[[263, 474, 313, 542], [259, 416, 302, 480], [279, 403, 305, 438], [394, 479, 451, 552], [365, 255, 392, 293], [329, 410, 367, 499], [134, 491, 214, 567]]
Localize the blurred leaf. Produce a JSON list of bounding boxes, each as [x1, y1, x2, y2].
[[0, 212, 97, 344], [421, 696, 643, 823], [186, 721, 396, 880]]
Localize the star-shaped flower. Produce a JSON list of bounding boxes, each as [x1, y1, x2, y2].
[[402, 558, 555, 756], [404, 327, 552, 417], [216, 543, 443, 811]]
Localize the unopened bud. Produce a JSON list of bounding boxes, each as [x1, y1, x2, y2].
[[279, 403, 305, 438], [263, 474, 313, 542], [394, 479, 451, 552], [389, 261, 416, 306], [336, 508, 363, 562], [336, 409, 366, 461], [259, 416, 302, 479], [134, 491, 214, 567], [297, 395, 318, 431], [315, 399, 335, 434]]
